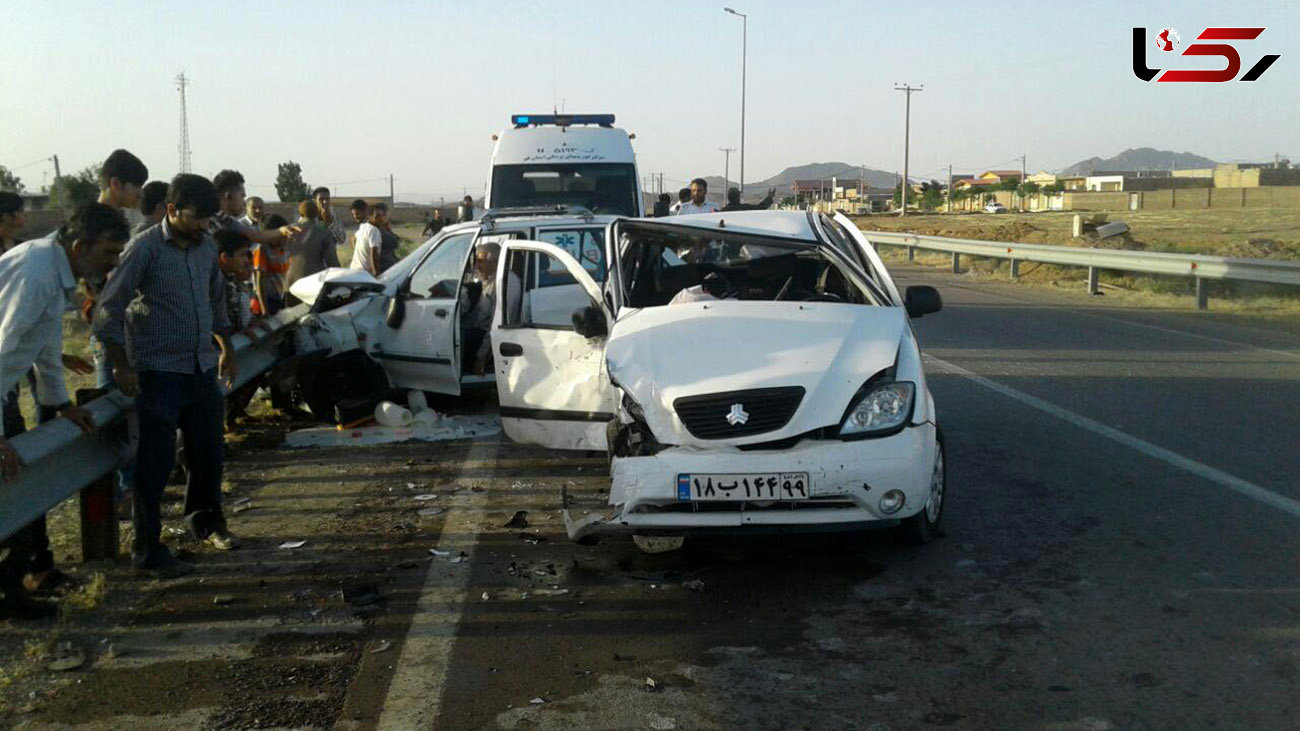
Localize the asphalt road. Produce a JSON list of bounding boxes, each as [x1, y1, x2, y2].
[[5, 265, 1298, 730]]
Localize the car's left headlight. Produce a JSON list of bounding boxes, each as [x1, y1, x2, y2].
[[839, 381, 915, 437]]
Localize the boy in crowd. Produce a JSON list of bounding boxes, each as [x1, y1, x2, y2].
[[94, 174, 238, 578], [253, 214, 291, 316], [215, 229, 259, 428], [134, 181, 169, 235], [97, 149, 148, 229]]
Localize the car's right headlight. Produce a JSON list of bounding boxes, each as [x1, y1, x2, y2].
[[838, 381, 915, 437]]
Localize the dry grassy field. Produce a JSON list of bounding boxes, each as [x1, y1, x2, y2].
[[850, 208, 1300, 320], [852, 208, 1300, 260]]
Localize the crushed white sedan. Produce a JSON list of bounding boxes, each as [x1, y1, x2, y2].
[[487, 211, 947, 545]]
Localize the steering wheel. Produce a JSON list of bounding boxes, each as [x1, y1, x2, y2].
[[802, 293, 844, 303]]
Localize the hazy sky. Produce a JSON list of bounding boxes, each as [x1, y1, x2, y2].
[[2, 0, 1297, 201]]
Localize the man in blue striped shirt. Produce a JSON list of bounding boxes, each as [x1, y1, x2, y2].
[[94, 174, 238, 578]]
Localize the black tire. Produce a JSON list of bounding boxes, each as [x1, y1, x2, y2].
[[299, 352, 389, 423], [897, 426, 946, 545]]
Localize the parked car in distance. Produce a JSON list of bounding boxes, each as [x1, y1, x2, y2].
[[984, 201, 1007, 213]]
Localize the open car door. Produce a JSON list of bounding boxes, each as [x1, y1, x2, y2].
[[372, 231, 475, 395], [491, 240, 617, 451], [831, 211, 904, 307]]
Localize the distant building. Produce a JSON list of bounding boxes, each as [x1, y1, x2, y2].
[[1212, 161, 1300, 188]]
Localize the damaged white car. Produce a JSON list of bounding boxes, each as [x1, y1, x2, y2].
[[488, 211, 947, 545]]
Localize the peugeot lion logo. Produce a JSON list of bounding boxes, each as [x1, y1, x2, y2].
[[726, 404, 750, 426]]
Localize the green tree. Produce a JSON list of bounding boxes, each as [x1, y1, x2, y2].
[[919, 180, 944, 210], [892, 180, 906, 209], [0, 165, 23, 193], [50, 165, 100, 209], [275, 161, 311, 202], [1042, 183, 1064, 196]]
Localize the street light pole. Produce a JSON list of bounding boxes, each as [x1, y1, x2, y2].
[[725, 7, 747, 198], [893, 82, 922, 217], [720, 147, 735, 200]]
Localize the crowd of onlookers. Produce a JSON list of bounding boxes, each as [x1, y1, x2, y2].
[[0, 149, 430, 620], [0, 154, 780, 621]]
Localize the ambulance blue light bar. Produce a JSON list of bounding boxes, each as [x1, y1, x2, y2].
[[511, 114, 615, 128]]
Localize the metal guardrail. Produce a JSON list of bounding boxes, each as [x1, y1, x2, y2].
[[861, 230, 1300, 309], [0, 305, 307, 545]]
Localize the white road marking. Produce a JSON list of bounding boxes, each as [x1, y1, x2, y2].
[[924, 354, 1300, 520], [376, 437, 501, 731]]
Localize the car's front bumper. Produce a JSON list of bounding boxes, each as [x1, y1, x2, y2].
[[564, 423, 936, 542]]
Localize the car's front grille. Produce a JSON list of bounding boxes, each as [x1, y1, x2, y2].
[[673, 387, 805, 440]]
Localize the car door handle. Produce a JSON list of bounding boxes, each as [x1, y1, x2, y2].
[[434, 309, 448, 318], [499, 342, 523, 357]]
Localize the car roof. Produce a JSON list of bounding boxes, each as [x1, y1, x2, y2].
[[634, 210, 819, 242]]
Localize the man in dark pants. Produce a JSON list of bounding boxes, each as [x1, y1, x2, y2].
[[0, 203, 127, 617], [94, 174, 238, 579]]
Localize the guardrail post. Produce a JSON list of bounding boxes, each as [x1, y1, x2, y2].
[[76, 388, 118, 561], [906, 246, 915, 262], [1009, 259, 1020, 280], [1196, 277, 1209, 310], [1087, 266, 1100, 295], [951, 253, 961, 273]]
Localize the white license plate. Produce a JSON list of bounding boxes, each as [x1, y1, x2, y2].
[[676, 472, 810, 502]]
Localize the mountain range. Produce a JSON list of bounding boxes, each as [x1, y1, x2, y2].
[[701, 162, 900, 199], [1059, 148, 1217, 176]]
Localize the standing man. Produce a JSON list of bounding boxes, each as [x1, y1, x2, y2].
[[134, 181, 169, 235], [94, 174, 238, 578], [212, 170, 298, 245], [97, 149, 148, 229], [312, 187, 346, 252], [457, 195, 479, 223], [284, 199, 340, 294], [462, 242, 521, 376], [676, 178, 721, 215], [0, 191, 25, 251], [350, 203, 382, 276], [348, 199, 369, 225], [669, 187, 690, 215], [371, 203, 401, 274], [421, 208, 445, 237], [0, 203, 127, 618], [722, 186, 776, 212], [240, 196, 265, 228]]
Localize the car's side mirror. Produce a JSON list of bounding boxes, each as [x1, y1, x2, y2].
[[571, 304, 608, 338], [904, 286, 942, 318], [386, 292, 407, 328]]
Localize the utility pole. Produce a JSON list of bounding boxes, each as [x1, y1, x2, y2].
[[50, 154, 63, 212], [175, 72, 192, 173], [1019, 153, 1027, 210], [894, 82, 922, 217], [389, 174, 395, 204], [719, 147, 735, 199], [947, 163, 953, 213]]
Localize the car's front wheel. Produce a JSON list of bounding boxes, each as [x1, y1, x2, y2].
[[898, 427, 946, 545]]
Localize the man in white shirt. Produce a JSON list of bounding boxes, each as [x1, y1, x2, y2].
[[0, 203, 127, 618], [675, 178, 721, 215], [350, 210, 382, 275], [239, 196, 265, 228]]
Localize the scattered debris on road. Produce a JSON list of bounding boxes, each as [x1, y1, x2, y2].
[[503, 510, 529, 529], [279, 540, 307, 549]]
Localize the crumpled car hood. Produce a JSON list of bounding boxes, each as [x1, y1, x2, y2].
[[604, 301, 906, 446]]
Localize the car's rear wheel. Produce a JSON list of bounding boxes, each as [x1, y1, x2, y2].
[[898, 427, 945, 545]]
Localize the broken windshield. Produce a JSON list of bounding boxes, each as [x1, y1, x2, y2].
[[617, 224, 881, 308]]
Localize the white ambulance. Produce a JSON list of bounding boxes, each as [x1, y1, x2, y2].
[[485, 114, 644, 217]]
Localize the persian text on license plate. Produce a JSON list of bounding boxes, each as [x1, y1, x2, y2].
[[676, 472, 810, 502]]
